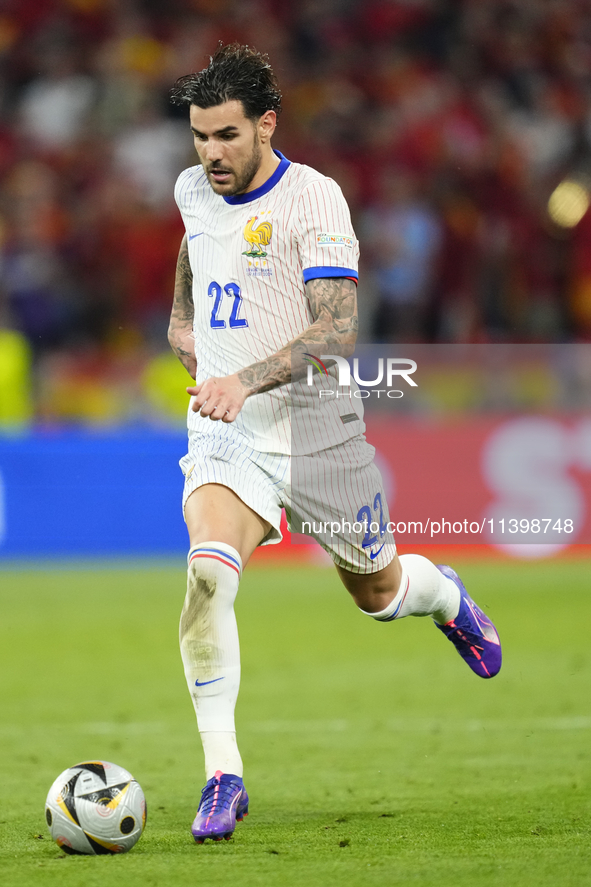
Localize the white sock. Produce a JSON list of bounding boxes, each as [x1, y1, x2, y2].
[[360, 554, 460, 624], [180, 542, 244, 779], [200, 732, 242, 780]]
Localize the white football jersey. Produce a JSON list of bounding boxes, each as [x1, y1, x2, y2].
[[174, 150, 364, 454]]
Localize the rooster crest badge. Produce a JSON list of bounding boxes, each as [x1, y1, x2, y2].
[[242, 214, 273, 258]]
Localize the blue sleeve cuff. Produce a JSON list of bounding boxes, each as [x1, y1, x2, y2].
[[303, 266, 358, 283]]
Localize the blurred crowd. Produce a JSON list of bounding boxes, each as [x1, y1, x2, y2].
[[1, 0, 591, 426]]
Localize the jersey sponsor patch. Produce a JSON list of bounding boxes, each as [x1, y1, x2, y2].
[[317, 233, 354, 248]]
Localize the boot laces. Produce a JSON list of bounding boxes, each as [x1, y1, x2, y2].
[[199, 777, 239, 816]]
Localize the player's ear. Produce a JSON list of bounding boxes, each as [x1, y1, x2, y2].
[[258, 110, 276, 144]]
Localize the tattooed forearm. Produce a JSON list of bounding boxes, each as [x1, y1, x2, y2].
[[168, 234, 197, 378], [305, 276, 358, 340], [238, 277, 358, 396]]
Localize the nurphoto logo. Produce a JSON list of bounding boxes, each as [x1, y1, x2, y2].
[[304, 354, 418, 399]]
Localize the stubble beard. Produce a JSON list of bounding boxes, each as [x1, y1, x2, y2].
[[207, 137, 262, 197]]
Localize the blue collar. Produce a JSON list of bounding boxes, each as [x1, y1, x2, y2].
[[223, 150, 290, 205]]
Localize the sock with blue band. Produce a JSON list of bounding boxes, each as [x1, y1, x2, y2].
[[180, 541, 243, 778]]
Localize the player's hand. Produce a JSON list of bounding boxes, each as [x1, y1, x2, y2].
[[187, 374, 249, 422]]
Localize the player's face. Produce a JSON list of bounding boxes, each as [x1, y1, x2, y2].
[[190, 101, 263, 196]]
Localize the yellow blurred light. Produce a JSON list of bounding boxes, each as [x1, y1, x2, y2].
[[548, 180, 590, 228], [121, 36, 168, 77], [142, 352, 194, 424], [0, 329, 33, 428]]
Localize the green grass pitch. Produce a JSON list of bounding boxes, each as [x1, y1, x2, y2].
[[0, 558, 590, 886]]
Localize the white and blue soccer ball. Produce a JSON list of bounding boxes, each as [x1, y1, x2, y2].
[[45, 760, 146, 855]]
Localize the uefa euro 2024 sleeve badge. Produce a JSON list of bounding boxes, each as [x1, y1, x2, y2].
[[242, 213, 273, 277]]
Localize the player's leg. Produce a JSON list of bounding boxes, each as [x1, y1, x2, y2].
[[291, 439, 461, 624], [180, 484, 269, 843], [338, 554, 501, 679], [335, 552, 460, 625], [292, 436, 501, 679], [185, 480, 270, 559], [178, 432, 286, 843], [182, 482, 270, 771]]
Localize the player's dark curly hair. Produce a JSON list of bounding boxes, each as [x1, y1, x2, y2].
[[170, 43, 282, 120]]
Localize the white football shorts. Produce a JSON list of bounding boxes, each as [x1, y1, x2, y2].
[[179, 427, 395, 574]]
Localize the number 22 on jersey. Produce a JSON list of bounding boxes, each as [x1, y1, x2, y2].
[[208, 281, 248, 329]]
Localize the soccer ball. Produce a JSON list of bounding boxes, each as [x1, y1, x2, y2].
[[45, 760, 146, 855]]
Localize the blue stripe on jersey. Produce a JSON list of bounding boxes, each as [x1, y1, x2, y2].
[[303, 266, 359, 282], [223, 151, 291, 205]]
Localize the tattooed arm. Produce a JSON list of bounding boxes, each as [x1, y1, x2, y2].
[[238, 277, 357, 394], [168, 235, 197, 379], [188, 277, 358, 422]]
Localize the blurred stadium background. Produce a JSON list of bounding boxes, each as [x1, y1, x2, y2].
[[0, 0, 591, 560]]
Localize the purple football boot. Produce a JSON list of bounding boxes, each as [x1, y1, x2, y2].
[[191, 771, 249, 843], [435, 565, 502, 679]]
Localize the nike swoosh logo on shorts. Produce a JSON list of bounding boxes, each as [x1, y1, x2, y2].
[[195, 677, 225, 687], [189, 233, 204, 240], [369, 544, 385, 560]]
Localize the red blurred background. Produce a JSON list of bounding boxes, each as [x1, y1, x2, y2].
[[1, 1, 591, 427]]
